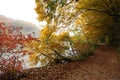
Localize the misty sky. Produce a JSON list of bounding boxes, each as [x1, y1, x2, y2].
[[0, 0, 40, 26]]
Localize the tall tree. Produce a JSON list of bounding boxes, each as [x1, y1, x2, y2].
[[76, 0, 120, 45], [29, 0, 120, 66]]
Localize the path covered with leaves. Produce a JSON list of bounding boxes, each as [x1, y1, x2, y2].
[[21, 45, 120, 80]]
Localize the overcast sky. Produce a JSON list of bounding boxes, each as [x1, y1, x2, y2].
[[0, 0, 40, 26]]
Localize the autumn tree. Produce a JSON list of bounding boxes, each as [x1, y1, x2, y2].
[[26, 26, 72, 66], [0, 22, 35, 79], [76, 0, 120, 45], [27, 0, 120, 66], [25, 0, 96, 66]]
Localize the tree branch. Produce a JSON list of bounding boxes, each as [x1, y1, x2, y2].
[[53, 49, 64, 59], [84, 8, 108, 13], [83, 8, 120, 17], [41, 53, 56, 61]]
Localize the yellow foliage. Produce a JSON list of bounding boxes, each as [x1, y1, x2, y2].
[[27, 0, 120, 66]]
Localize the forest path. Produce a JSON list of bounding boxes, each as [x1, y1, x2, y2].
[[22, 45, 120, 80], [65, 45, 120, 80]]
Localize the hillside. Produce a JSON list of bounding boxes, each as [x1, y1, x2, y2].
[[0, 15, 39, 37], [17, 45, 120, 80]]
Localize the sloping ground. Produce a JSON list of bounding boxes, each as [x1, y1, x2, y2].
[[21, 45, 120, 80]]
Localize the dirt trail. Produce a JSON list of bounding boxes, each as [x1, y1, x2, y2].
[[65, 45, 120, 80], [22, 45, 120, 80]]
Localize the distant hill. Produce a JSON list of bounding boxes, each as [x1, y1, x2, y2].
[[0, 15, 39, 37]]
